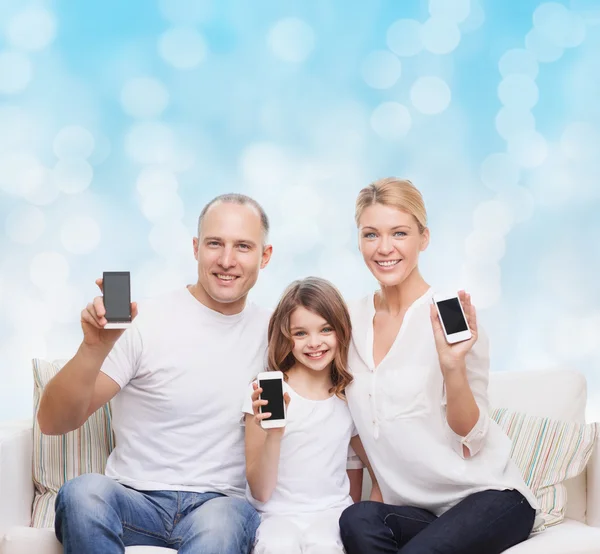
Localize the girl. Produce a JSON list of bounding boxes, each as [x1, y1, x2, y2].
[[243, 277, 378, 554], [339, 177, 540, 554]]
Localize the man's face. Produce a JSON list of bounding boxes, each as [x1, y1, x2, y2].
[[193, 202, 272, 313]]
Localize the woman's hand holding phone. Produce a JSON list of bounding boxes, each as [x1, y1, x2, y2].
[[251, 382, 290, 437], [430, 290, 478, 376]]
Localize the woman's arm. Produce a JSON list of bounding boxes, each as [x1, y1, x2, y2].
[[350, 435, 382, 502], [431, 292, 490, 459]]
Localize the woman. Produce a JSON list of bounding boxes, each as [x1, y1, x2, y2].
[[339, 177, 539, 554]]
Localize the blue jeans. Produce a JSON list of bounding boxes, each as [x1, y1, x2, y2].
[[55, 473, 260, 554], [339, 489, 535, 554]]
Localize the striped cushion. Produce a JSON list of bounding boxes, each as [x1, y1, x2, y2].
[[492, 408, 599, 528], [32, 358, 115, 528]]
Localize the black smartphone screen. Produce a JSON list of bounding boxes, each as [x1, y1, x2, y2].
[[436, 298, 468, 334], [103, 272, 131, 322], [258, 378, 285, 420]]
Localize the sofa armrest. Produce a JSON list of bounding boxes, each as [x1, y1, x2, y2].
[[0, 420, 34, 536], [587, 436, 600, 527]]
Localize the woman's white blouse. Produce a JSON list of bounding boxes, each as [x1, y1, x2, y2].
[[347, 288, 539, 517]]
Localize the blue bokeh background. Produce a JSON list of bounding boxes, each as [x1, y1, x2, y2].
[[1, 0, 599, 422]]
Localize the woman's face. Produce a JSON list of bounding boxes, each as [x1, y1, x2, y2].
[[358, 203, 429, 288]]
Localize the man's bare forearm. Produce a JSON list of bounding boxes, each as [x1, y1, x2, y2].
[[37, 343, 110, 435]]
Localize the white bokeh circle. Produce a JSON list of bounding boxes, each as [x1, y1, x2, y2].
[[507, 131, 548, 168], [533, 2, 586, 49], [45, 284, 85, 324], [267, 18, 315, 63], [149, 220, 190, 257], [5, 205, 45, 244], [495, 107, 536, 141], [0, 51, 33, 94], [460, 261, 502, 309], [498, 75, 539, 109], [465, 231, 506, 263], [52, 158, 94, 193], [22, 167, 60, 206], [0, 150, 45, 197], [560, 122, 600, 161], [370, 102, 412, 140], [7, 7, 57, 51], [361, 50, 402, 89], [525, 28, 564, 63], [158, 27, 207, 70], [240, 142, 291, 192], [429, 0, 471, 23], [472, 199, 515, 235], [387, 19, 423, 57], [53, 126, 95, 159], [497, 185, 535, 223], [410, 76, 451, 115], [60, 215, 101, 254], [158, 0, 212, 24], [30, 251, 70, 290], [460, 0, 485, 33], [421, 18, 461, 55], [140, 189, 185, 223], [480, 153, 520, 192], [125, 122, 176, 165], [137, 167, 179, 197], [121, 77, 169, 119], [498, 48, 539, 79]]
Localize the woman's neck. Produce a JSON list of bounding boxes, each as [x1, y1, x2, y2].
[[377, 269, 430, 316]]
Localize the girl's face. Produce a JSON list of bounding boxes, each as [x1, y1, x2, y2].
[[289, 306, 338, 374], [358, 203, 429, 288]]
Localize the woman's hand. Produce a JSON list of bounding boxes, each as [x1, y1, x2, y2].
[[251, 381, 290, 437], [430, 290, 478, 375]]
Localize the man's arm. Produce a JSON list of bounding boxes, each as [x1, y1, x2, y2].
[[37, 348, 121, 435], [37, 277, 137, 436]]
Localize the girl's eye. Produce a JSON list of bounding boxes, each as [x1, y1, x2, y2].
[[294, 331, 306, 337], [322, 327, 333, 333]]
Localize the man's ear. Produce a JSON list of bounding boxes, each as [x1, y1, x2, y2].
[[193, 237, 199, 261], [261, 244, 273, 269]]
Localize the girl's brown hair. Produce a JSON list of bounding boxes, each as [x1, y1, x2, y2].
[[267, 277, 353, 399]]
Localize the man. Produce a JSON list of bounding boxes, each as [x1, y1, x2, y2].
[[37, 193, 273, 554]]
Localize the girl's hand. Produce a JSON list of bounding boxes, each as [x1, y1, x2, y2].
[[251, 382, 290, 436], [430, 290, 478, 375]]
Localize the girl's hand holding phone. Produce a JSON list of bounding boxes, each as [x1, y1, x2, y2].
[[251, 382, 290, 436]]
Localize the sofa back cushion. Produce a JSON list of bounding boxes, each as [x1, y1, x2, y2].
[[489, 369, 588, 522], [32, 359, 115, 528]]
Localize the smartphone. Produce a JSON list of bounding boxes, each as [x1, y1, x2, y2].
[[433, 293, 472, 344], [257, 371, 286, 429], [102, 271, 132, 329]]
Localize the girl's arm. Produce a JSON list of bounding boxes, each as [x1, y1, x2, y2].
[[350, 435, 382, 502], [244, 383, 290, 503]]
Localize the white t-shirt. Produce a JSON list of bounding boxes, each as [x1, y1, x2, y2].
[[242, 381, 356, 516], [347, 289, 539, 518], [101, 287, 270, 497]]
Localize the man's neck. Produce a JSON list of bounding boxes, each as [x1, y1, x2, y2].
[[187, 283, 247, 316]]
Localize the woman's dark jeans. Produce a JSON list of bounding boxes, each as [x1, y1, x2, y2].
[[340, 489, 535, 554]]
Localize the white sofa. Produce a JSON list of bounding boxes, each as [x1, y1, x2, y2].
[[1, 369, 599, 553]]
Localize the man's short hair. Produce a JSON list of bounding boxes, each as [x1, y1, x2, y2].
[[197, 193, 270, 242]]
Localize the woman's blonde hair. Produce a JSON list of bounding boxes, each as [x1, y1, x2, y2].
[[355, 177, 427, 233], [267, 277, 353, 399]]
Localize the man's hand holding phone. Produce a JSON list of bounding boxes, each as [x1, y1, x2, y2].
[[81, 275, 138, 353]]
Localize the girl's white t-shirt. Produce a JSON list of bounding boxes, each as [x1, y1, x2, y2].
[[242, 381, 356, 516]]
